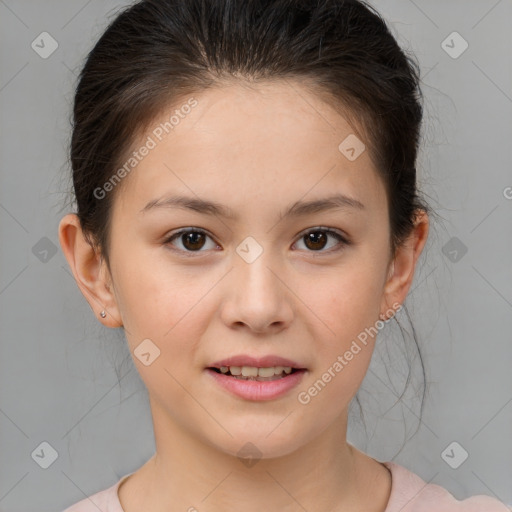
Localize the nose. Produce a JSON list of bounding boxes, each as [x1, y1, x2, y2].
[[219, 251, 294, 334]]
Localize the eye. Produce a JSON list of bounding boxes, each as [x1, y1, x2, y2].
[[163, 226, 350, 256], [163, 228, 219, 255], [293, 227, 350, 254]]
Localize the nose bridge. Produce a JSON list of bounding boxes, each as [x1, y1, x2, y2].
[[235, 237, 281, 299], [221, 235, 293, 331]]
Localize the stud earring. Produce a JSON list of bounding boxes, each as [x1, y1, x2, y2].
[[100, 310, 106, 318]]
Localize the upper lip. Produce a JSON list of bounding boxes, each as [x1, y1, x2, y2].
[[208, 355, 306, 369]]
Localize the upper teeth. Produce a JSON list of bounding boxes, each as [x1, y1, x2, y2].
[[219, 366, 293, 377]]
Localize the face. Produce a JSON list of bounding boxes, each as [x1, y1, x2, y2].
[[62, 80, 425, 460]]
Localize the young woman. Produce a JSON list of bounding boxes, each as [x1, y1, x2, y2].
[[58, 0, 509, 510]]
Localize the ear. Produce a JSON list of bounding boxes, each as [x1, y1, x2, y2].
[[58, 213, 122, 327], [380, 210, 429, 319]]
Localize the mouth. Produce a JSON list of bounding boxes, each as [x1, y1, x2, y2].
[[207, 365, 305, 381], [205, 355, 308, 400]]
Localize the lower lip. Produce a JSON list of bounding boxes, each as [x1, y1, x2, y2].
[[205, 368, 307, 401]]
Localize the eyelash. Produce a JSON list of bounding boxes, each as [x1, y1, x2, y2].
[[162, 226, 350, 257]]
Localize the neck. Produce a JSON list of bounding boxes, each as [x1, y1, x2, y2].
[[120, 397, 388, 512]]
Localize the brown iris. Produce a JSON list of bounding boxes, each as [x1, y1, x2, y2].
[[303, 231, 328, 251], [181, 231, 207, 251]]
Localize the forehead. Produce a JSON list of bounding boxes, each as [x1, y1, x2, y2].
[[112, 80, 387, 221]]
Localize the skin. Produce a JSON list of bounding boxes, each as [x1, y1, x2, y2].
[[59, 80, 429, 512]]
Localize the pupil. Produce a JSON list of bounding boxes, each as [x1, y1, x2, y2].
[[183, 232, 205, 250], [305, 232, 326, 250]]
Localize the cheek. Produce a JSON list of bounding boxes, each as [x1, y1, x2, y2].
[[300, 260, 384, 391], [115, 263, 210, 408], [309, 264, 383, 335], [110, 246, 208, 361], [300, 286, 378, 414]]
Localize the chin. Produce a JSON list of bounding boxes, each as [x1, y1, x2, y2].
[[208, 429, 308, 463]]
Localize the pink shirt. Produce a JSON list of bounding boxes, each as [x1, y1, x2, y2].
[[62, 461, 511, 512]]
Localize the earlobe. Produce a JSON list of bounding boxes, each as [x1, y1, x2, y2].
[[380, 210, 429, 318], [58, 213, 123, 327]]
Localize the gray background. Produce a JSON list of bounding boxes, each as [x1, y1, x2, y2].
[[1, 1, 511, 511]]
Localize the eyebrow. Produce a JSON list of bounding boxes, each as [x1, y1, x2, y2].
[[140, 193, 365, 220]]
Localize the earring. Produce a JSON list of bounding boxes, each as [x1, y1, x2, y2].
[[100, 310, 106, 318]]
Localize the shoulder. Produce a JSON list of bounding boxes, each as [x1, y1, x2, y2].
[[383, 461, 511, 512], [60, 473, 132, 512]]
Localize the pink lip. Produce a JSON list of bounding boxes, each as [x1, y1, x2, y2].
[[205, 368, 307, 401], [208, 355, 306, 369]]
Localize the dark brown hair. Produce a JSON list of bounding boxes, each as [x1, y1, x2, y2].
[[67, 0, 430, 443], [70, 0, 428, 268]]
